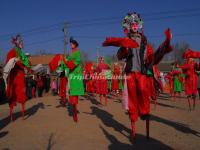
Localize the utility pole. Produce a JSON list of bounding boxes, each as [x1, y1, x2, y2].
[[96, 47, 100, 64], [63, 22, 67, 56]]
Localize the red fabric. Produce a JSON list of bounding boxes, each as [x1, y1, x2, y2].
[[65, 60, 76, 70], [145, 44, 155, 64], [153, 66, 163, 92], [102, 37, 139, 48], [85, 62, 93, 73], [165, 28, 172, 42], [111, 77, 119, 91], [165, 73, 174, 95], [111, 65, 120, 91], [182, 49, 200, 59], [59, 76, 67, 100], [171, 70, 182, 76], [69, 96, 78, 105], [6, 48, 26, 107], [126, 72, 149, 122], [49, 54, 61, 73], [36, 78, 43, 88], [96, 63, 110, 73], [96, 74, 108, 95], [180, 62, 198, 95], [86, 79, 94, 93], [147, 77, 156, 100]]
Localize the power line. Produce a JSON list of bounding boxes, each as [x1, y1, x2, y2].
[[0, 7, 200, 39]]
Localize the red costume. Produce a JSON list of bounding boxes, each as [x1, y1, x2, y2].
[[102, 12, 172, 140], [5, 35, 31, 121], [59, 73, 67, 105], [96, 57, 110, 105], [165, 72, 174, 96], [180, 58, 199, 110], [85, 62, 94, 93], [111, 64, 120, 91], [6, 49, 26, 107]]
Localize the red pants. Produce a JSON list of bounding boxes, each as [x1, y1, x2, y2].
[[69, 96, 78, 105], [185, 74, 198, 96], [127, 72, 150, 122], [147, 77, 156, 100], [86, 80, 94, 93], [111, 75, 119, 91]]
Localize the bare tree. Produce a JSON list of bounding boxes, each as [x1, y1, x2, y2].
[[163, 41, 190, 63]]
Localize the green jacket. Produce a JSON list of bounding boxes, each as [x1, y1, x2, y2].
[[66, 50, 85, 96]]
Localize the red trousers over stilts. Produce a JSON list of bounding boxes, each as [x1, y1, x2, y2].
[[69, 96, 78, 122], [111, 75, 119, 91], [185, 74, 198, 96], [126, 72, 150, 122], [147, 77, 156, 100], [86, 80, 94, 93], [59, 77, 67, 101]]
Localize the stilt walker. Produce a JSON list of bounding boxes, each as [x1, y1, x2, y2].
[[4, 35, 32, 122], [96, 57, 110, 106], [111, 63, 120, 95], [102, 12, 172, 141], [171, 65, 182, 101], [63, 37, 85, 122], [59, 71, 68, 106], [180, 49, 200, 111], [85, 62, 95, 95], [165, 72, 174, 97]]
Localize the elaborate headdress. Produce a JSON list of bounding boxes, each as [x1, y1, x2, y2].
[[122, 12, 144, 34], [11, 34, 23, 48]]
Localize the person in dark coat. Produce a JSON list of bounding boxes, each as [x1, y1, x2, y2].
[[26, 76, 33, 100], [0, 71, 6, 102], [36, 75, 44, 97], [45, 74, 51, 93]]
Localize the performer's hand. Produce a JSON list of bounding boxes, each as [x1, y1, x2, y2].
[[165, 28, 172, 41], [15, 58, 20, 62]]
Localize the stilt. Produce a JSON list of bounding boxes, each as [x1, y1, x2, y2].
[[187, 97, 191, 111], [146, 118, 150, 139], [22, 104, 25, 120], [10, 106, 13, 122], [193, 96, 196, 110], [73, 104, 78, 122], [131, 121, 136, 142], [105, 95, 108, 106]]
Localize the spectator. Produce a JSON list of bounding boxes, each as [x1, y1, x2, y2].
[[36, 75, 44, 97]]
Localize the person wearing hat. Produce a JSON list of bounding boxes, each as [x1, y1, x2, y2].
[[5, 34, 32, 121], [179, 57, 199, 111], [103, 12, 173, 140], [63, 37, 85, 122], [96, 56, 110, 106]]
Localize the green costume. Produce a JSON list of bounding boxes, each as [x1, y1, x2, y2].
[[119, 76, 124, 90], [173, 68, 182, 93], [173, 76, 182, 92], [66, 50, 85, 96]]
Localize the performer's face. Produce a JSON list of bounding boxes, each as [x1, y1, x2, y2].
[[18, 41, 24, 49], [70, 43, 76, 49], [131, 23, 139, 33]]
